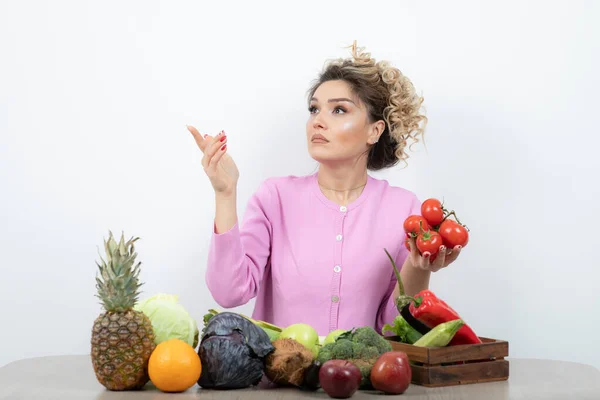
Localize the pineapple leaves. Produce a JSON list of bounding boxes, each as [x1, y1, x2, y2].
[[95, 231, 143, 312]]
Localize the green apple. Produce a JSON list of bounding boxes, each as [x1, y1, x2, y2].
[[279, 323, 320, 355], [324, 329, 348, 345]]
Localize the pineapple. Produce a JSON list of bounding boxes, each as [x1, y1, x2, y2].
[[91, 231, 156, 391]]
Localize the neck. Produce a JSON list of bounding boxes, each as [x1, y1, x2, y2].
[[317, 163, 368, 205]]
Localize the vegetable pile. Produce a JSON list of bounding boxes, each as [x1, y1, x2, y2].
[[98, 195, 489, 397], [194, 310, 418, 397]]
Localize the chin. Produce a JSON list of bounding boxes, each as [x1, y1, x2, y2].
[[308, 150, 343, 165], [308, 146, 329, 161]]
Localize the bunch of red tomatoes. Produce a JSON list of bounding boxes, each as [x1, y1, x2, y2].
[[404, 198, 469, 261]]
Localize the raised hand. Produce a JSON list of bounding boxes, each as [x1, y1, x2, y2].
[[187, 125, 239, 196]]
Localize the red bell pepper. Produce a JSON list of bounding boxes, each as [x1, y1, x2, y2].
[[409, 290, 482, 345]]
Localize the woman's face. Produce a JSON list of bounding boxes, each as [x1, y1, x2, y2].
[[306, 80, 383, 166]]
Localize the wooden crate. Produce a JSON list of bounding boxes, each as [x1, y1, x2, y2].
[[386, 337, 509, 387]]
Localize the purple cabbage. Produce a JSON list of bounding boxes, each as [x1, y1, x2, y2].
[[197, 312, 275, 389]]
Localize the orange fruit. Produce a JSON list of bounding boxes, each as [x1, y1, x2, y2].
[[148, 338, 202, 392]]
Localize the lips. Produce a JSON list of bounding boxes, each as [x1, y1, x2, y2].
[[311, 134, 329, 143]]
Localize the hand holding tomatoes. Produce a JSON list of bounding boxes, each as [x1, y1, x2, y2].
[[403, 198, 469, 273]]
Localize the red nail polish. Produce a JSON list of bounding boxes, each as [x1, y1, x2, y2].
[[221, 144, 227, 151], [220, 135, 226, 142]]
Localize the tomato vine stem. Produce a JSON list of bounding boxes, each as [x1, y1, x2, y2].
[[441, 210, 470, 231]]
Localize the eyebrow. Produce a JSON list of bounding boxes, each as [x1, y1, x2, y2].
[[310, 97, 356, 105]]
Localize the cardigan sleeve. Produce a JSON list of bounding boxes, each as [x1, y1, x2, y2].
[[376, 193, 422, 335], [205, 180, 274, 308]]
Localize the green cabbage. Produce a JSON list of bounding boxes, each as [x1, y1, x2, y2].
[[134, 293, 199, 348]]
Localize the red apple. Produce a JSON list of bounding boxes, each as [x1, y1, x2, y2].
[[318, 360, 362, 399], [370, 351, 412, 394]]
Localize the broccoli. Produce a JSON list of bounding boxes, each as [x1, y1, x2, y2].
[[351, 327, 393, 353], [351, 342, 365, 357], [315, 326, 392, 388], [316, 343, 334, 365], [360, 345, 380, 360], [332, 339, 353, 359]]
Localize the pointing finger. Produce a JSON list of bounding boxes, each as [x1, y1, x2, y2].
[[187, 125, 208, 151]]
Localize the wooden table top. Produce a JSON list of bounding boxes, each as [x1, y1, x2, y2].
[[1, 355, 599, 400]]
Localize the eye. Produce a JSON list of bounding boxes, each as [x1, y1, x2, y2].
[[308, 105, 318, 114], [333, 106, 347, 114]]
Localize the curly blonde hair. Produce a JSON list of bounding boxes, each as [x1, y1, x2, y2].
[[307, 41, 427, 170]]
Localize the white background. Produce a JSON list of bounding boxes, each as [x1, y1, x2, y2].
[[1, 0, 599, 370]]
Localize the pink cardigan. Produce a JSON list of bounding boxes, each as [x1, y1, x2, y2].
[[205, 172, 421, 336]]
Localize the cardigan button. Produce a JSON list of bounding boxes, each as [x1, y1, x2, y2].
[[331, 295, 340, 303], [334, 265, 341, 273], [340, 206, 347, 212], [336, 234, 343, 241]]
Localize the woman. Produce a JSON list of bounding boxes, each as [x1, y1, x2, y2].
[[187, 42, 462, 336]]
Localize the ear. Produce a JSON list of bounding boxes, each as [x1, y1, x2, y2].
[[367, 120, 386, 145]]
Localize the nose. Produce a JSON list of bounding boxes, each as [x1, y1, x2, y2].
[[312, 113, 326, 130]]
